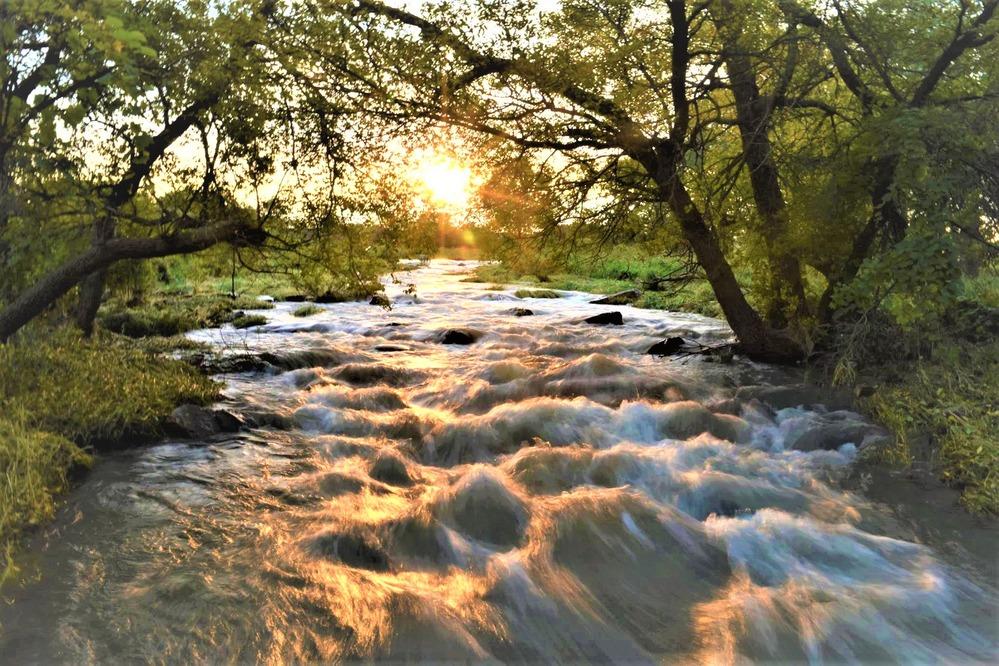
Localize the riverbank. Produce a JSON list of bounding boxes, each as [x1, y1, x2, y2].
[[0, 330, 222, 583], [1, 262, 392, 582]]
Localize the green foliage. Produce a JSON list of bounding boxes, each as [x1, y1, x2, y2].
[[0, 331, 219, 445], [514, 289, 562, 299], [832, 231, 963, 329], [1, 414, 91, 585], [292, 304, 324, 317]]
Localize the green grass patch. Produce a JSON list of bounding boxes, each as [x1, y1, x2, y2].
[[293, 304, 324, 317], [474, 261, 722, 318], [0, 330, 219, 582], [98, 293, 273, 337], [232, 313, 267, 328], [514, 289, 562, 299], [0, 332, 219, 445], [862, 340, 999, 514]]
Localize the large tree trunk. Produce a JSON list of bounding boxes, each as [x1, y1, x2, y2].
[[0, 222, 253, 341], [720, 17, 808, 327], [75, 216, 115, 336], [655, 168, 804, 363]]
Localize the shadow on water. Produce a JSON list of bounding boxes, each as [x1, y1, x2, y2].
[[1, 260, 996, 663]]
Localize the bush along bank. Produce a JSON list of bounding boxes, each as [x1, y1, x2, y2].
[[0, 328, 220, 585]]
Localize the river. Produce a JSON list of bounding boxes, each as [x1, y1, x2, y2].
[[1, 260, 996, 663]]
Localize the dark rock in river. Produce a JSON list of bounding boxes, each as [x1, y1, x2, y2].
[[166, 404, 218, 439], [212, 408, 244, 433], [584, 311, 624, 325], [283, 294, 309, 302], [373, 343, 409, 352], [591, 289, 641, 305], [647, 337, 686, 356], [310, 531, 390, 571], [369, 293, 391, 307], [437, 328, 482, 345], [166, 404, 243, 439], [510, 308, 534, 317]]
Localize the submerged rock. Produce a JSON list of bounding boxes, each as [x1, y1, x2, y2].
[[785, 410, 891, 452], [510, 308, 534, 317], [443, 468, 528, 548], [735, 384, 853, 411], [591, 289, 640, 305], [583, 311, 624, 326], [310, 531, 390, 571], [369, 293, 391, 307], [437, 328, 482, 345]]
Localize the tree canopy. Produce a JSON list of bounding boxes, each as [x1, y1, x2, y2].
[[1, 0, 996, 361]]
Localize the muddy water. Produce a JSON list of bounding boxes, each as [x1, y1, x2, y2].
[[1, 260, 996, 663]]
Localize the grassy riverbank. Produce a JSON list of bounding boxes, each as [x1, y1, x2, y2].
[[0, 329, 220, 585], [468, 255, 723, 317]]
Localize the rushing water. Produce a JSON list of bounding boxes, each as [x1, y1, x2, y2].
[[2, 260, 996, 663]]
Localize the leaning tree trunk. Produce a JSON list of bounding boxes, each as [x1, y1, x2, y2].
[[656, 171, 804, 363], [720, 21, 808, 327], [75, 217, 115, 336], [0, 221, 251, 342]]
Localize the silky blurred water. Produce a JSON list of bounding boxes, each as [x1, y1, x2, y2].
[[1, 260, 996, 663]]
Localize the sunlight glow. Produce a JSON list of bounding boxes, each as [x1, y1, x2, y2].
[[409, 151, 479, 213]]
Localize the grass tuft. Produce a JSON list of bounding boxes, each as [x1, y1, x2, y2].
[[98, 294, 273, 337], [231, 313, 267, 328], [292, 304, 324, 317], [514, 289, 562, 299]]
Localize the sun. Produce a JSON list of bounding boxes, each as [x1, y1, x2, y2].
[[409, 151, 478, 212]]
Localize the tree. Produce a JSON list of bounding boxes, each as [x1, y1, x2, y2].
[[333, 0, 805, 361]]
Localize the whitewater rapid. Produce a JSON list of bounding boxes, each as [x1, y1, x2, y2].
[[1, 260, 995, 663]]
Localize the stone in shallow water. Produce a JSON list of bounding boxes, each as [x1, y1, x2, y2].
[[310, 531, 390, 571], [510, 307, 534, 317], [647, 336, 686, 356], [437, 328, 482, 345], [786, 411, 891, 452], [583, 311, 624, 325], [165, 404, 242, 439]]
